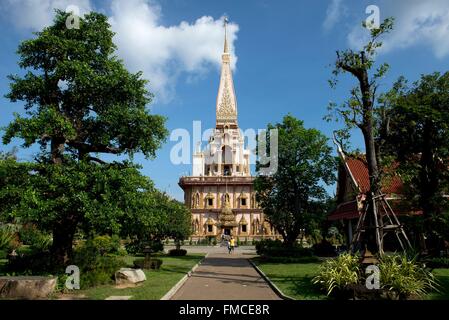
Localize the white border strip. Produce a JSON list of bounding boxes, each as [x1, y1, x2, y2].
[[160, 253, 209, 300], [248, 259, 296, 300]]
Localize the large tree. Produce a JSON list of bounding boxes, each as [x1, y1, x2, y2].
[[120, 190, 191, 250], [326, 18, 394, 253], [254, 115, 336, 247], [2, 11, 167, 264], [380, 72, 449, 252]]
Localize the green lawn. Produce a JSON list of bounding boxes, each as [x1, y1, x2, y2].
[[252, 258, 327, 300], [69, 253, 205, 300], [425, 268, 449, 300], [253, 258, 449, 300]]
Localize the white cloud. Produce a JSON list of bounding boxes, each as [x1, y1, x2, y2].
[[1, 0, 239, 103], [0, 0, 92, 31], [323, 0, 347, 32], [347, 0, 449, 58], [108, 0, 238, 102]]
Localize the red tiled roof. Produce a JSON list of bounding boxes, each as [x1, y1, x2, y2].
[[329, 155, 419, 221], [328, 201, 359, 220], [345, 157, 403, 195]]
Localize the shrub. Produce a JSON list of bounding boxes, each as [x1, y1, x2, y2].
[[6, 250, 57, 274], [259, 255, 320, 263], [80, 267, 117, 288], [72, 236, 126, 288], [16, 245, 36, 256], [313, 253, 360, 296], [19, 224, 41, 244], [0, 249, 8, 259], [168, 249, 187, 256], [89, 235, 121, 255], [75, 254, 125, 289], [149, 258, 163, 270], [425, 257, 449, 269], [33, 234, 52, 251], [312, 239, 337, 257], [125, 239, 164, 255], [261, 246, 314, 257], [313, 253, 439, 300], [133, 258, 163, 270], [256, 239, 313, 257], [379, 254, 438, 299], [255, 239, 283, 255], [0, 225, 16, 251], [56, 273, 69, 292]]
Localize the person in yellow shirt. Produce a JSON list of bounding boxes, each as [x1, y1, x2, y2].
[[229, 237, 235, 253]]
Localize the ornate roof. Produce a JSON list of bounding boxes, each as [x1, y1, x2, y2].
[[217, 198, 238, 227]]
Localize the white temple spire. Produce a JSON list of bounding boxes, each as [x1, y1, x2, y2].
[[216, 16, 238, 128], [223, 16, 229, 54]]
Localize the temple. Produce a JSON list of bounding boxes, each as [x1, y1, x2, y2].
[[179, 18, 278, 241]]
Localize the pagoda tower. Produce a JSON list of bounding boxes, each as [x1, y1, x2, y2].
[[179, 18, 278, 241]]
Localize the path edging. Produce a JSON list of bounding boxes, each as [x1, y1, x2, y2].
[[160, 253, 209, 300], [248, 259, 296, 300]]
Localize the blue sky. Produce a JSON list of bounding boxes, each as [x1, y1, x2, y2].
[[1, 0, 449, 200]]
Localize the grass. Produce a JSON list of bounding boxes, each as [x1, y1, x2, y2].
[[252, 257, 327, 300], [425, 268, 449, 300], [254, 256, 449, 300], [66, 253, 205, 300]]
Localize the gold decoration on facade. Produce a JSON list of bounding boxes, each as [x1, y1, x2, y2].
[[217, 77, 236, 122], [217, 197, 238, 227], [223, 193, 231, 208]]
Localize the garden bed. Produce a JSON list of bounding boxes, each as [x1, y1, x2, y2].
[[254, 255, 449, 300], [64, 253, 205, 300]]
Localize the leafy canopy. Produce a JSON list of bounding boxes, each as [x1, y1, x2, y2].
[[255, 115, 336, 246], [3, 10, 167, 161]]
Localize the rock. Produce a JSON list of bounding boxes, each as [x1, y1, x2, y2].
[[115, 268, 146, 285], [0, 276, 57, 299]]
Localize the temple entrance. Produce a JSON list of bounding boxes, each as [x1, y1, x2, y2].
[[223, 227, 232, 236]]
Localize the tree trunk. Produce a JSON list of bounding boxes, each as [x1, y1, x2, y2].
[[361, 125, 382, 253], [51, 219, 77, 266], [420, 120, 440, 254], [283, 230, 299, 248], [360, 66, 382, 254], [51, 138, 65, 164]]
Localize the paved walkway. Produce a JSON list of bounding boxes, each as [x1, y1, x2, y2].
[[171, 251, 281, 300]]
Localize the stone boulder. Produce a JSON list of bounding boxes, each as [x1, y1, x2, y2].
[[0, 276, 57, 299], [115, 268, 146, 285]]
